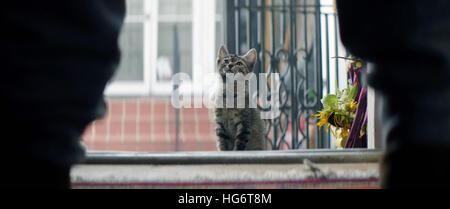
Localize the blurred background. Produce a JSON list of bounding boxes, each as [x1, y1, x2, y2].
[[82, 0, 351, 152]]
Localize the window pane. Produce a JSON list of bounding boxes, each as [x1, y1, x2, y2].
[[113, 22, 144, 81], [157, 22, 192, 81], [215, 21, 223, 54], [216, 0, 222, 15], [159, 0, 192, 15], [125, 0, 144, 16]]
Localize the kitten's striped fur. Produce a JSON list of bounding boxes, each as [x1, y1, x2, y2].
[[214, 45, 265, 151]]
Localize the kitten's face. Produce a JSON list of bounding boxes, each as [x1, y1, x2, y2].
[[216, 45, 257, 77]]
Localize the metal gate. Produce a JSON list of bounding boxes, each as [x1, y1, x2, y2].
[[223, 0, 344, 149]]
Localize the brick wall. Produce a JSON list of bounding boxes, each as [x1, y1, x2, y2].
[[82, 98, 217, 152]]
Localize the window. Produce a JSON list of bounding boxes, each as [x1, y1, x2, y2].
[[105, 0, 151, 96], [104, 0, 221, 96]]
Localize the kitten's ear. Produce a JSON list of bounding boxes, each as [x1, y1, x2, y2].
[[217, 45, 229, 61], [242, 48, 257, 69]]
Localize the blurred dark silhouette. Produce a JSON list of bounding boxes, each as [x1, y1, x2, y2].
[[337, 0, 450, 188], [1, 0, 125, 188]]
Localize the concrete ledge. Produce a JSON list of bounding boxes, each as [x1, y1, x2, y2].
[[71, 163, 380, 189], [84, 149, 381, 164]]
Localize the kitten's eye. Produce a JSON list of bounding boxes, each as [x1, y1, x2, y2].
[[224, 60, 229, 64], [236, 62, 243, 66]]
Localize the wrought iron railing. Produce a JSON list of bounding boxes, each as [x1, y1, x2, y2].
[[224, 0, 346, 149]]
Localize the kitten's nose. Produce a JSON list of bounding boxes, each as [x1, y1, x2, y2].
[[227, 64, 233, 69]]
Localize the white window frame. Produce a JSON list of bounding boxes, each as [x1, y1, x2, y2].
[[104, 1, 152, 96], [105, 0, 219, 97]]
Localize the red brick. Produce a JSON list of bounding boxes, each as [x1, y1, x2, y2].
[[165, 116, 177, 123], [144, 142, 160, 151], [137, 135, 150, 143], [137, 143, 153, 152], [168, 123, 176, 137], [181, 107, 196, 114], [140, 101, 152, 114], [149, 143, 170, 152], [165, 142, 176, 152], [107, 112, 123, 120], [84, 98, 258, 152], [198, 123, 211, 133], [94, 122, 108, 135], [196, 107, 210, 114], [122, 140, 137, 151], [108, 142, 123, 151], [125, 101, 138, 116], [178, 143, 199, 151], [198, 134, 216, 142], [107, 135, 122, 144], [153, 113, 166, 121], [197, 113, 213, 122], [180, 108, 195, 120], [140, 113, 152, 122], [109, 100, 123, 112], [152, 99, 167, 105], [138, 134, 152, 142], [124, 121, 137, 134], [152, 134, 168, 142], [153, 123, 166, 135], [109, 121, 123, 135], [197, 142, 217, 151], [123, 135, 137, 143], [168, 106, 176, 117], [92, 139, 108, 151], [181, 134, 197, 143], [88, 134, 106, 145], [146, 143, 159, 152], [153, 103, 166, 114], [139, 121, 152, 134], [182, 122, 196, 132], [181, 115, 196, 122]]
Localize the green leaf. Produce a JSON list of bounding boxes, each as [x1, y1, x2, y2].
[[336, 89, 343, 98], [321, 94, 337, 109], [348, 83, 358, 100]]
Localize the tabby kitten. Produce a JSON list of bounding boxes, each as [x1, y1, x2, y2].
[[214, 45, 265, 151]]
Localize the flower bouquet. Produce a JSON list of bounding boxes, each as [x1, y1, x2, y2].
[[314, 58, 367, 149]]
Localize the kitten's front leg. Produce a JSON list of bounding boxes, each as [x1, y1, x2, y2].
[[233, 121, 250, 150], [215, 122, 230, 151]]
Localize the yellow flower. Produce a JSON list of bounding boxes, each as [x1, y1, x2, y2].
[[339, 128, 349, 140], [313, 111, 331, 131], [336, 128, 349, 149], [350, 101, 358, 111], [344, 101, 358, 112]]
